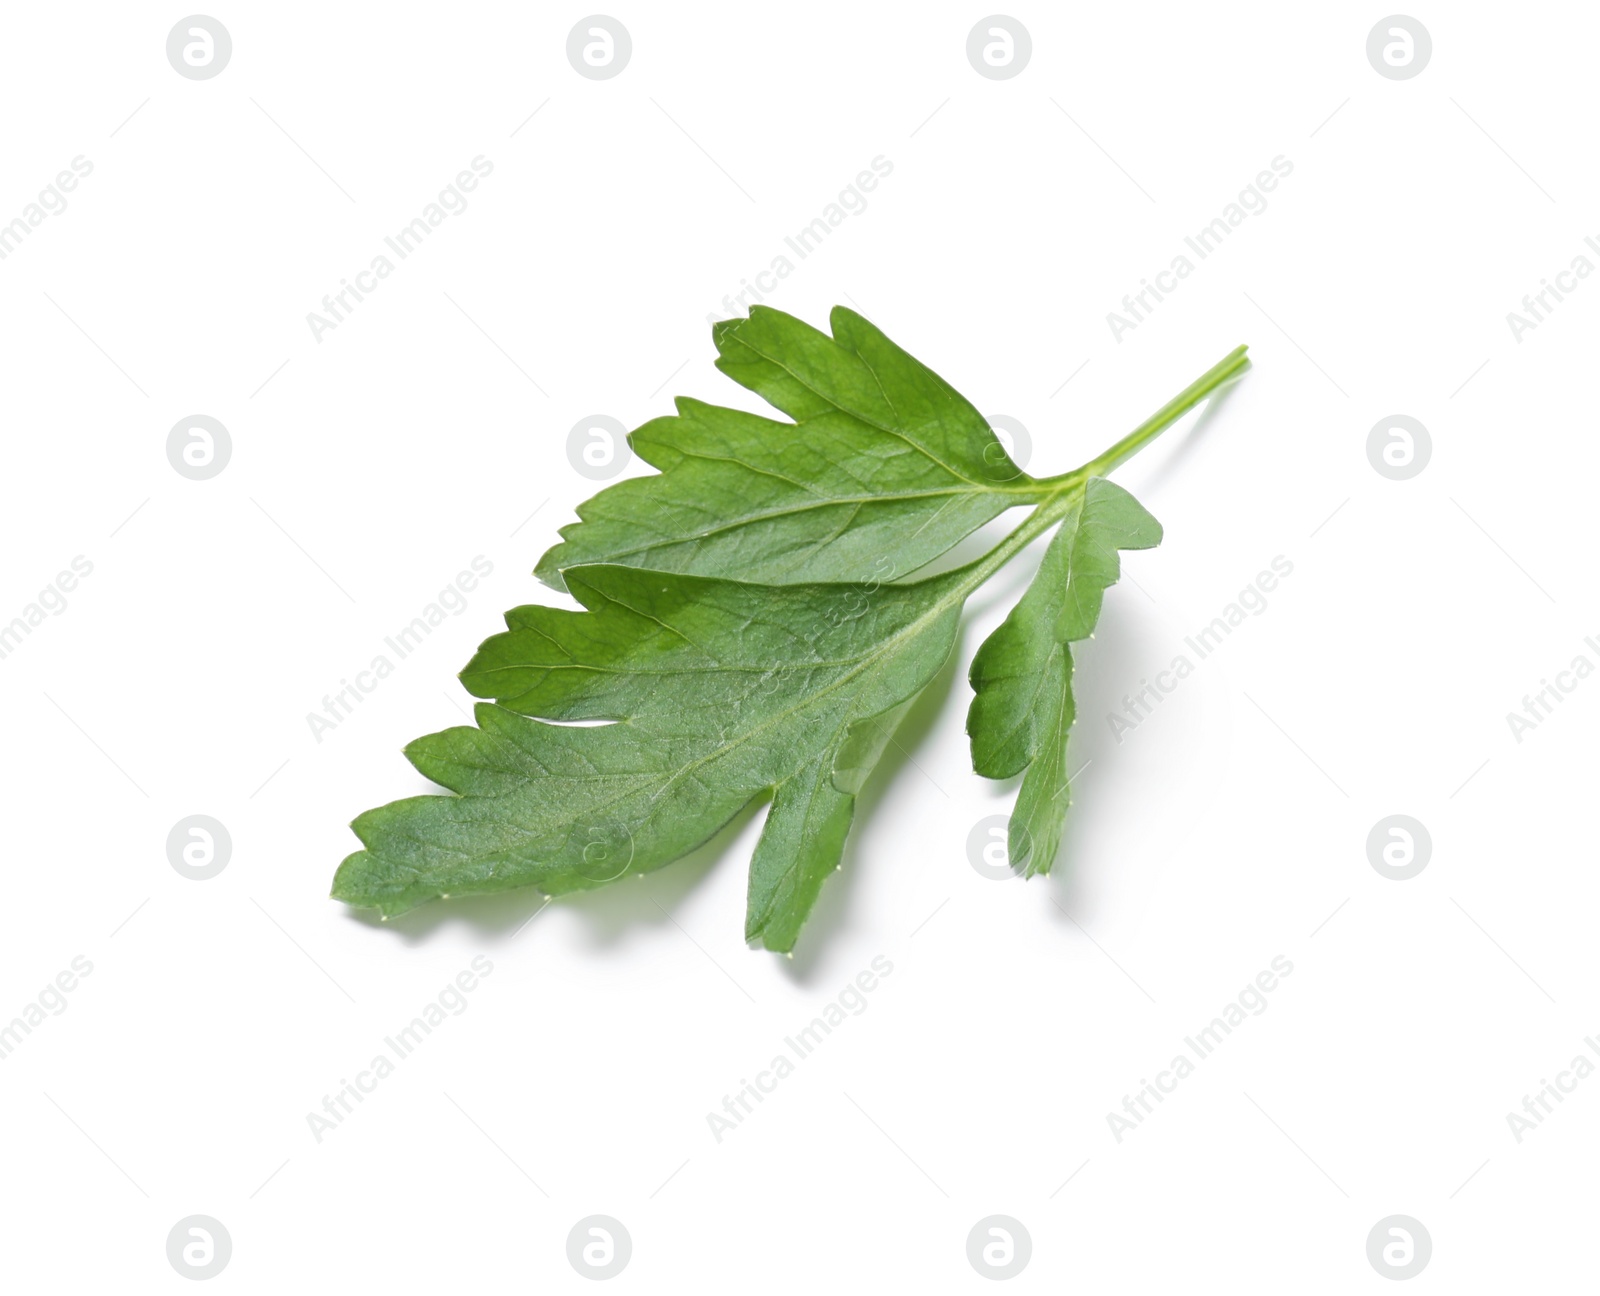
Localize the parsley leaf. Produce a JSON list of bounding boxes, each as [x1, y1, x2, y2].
[[333, 308, 1248, 951], [337, 561, 969, 943], [536, 308, 1043, 586], [966, 478, 1161, 877]]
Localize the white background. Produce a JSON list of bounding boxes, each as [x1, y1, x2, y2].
[[1, 2, 1595, 1289]]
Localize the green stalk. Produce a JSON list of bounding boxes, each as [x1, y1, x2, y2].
[[960, 345, 1250, 592], [1077, 344, 1250, 479]]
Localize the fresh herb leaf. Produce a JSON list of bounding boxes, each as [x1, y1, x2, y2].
[[336, 561, 970, 944], [333, 308, 1249, 951], [966, 478, 1161, 876], [536, 308, 1043, 587]]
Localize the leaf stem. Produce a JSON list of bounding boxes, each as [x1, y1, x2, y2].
[[1075, 344, 1250, 480], [957, 345, 1250, 594]]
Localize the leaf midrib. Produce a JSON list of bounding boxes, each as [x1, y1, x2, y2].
[[577, 482, 1037, 566]]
